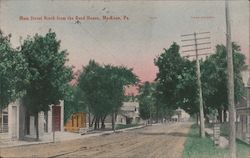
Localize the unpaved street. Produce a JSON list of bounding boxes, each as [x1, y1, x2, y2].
[[0, 122, 192, 158]]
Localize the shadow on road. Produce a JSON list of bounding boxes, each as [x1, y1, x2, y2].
[[139, 132, 167, 135], [168, 132, 197, 138], [138, 132, 197, 138]]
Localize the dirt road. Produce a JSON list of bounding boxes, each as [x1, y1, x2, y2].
[[0, 122, 192, 158]]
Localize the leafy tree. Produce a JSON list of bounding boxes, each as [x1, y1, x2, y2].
[[78, 60, 138, 130], [138, 81, 177, 123], [0, 30, 29, 110], [124, 93, 137, 102], [154, 42, 199, 122], [138, 82, 155, 121], [20, 30, 73, 140], [64, 85, 86, 123], [153, 42, 246, 124], [201, 43, 246, 122], [177, 59, 199, 115], [154, 42, 185, 110]]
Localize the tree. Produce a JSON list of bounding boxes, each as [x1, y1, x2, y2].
[[20, 30, 73, 140], [154, 42, 201, 126], [64, 85, 86, 123], [138, 82, 155, 122], [201, 44, 246, 122], [78, 60, 138, 130], [154, 43, 185, 110], [0, 30, 29, 110], [154, 43, 198, 117], [177, 59, 199, 116]]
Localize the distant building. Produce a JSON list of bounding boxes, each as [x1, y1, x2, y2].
[[236, 76, 250, 144], [64, 112, 87, 132], [116, 102, 141, 125], [172, 108, 190, 122], [0, 100, 64, 140]]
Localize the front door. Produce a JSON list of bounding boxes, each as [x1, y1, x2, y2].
[[52, 106, 61, 131]]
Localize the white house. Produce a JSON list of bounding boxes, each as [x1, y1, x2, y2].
[[171, 107, 190, 122], [0, 100, 64, 140], [116, 102, 142, 125]]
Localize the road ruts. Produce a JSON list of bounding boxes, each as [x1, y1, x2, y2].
[[0, 122, 192, 158]]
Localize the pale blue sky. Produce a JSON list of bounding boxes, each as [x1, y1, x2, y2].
[[0, 0, 249, 83]]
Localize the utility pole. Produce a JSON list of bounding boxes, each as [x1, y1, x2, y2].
[[181, 32, 211, 138], [225, 0, 236, 157]]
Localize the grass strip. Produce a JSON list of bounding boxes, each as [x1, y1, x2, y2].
[[183, 124, 249, 158]]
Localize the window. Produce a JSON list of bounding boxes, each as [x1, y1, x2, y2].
[[3, 115, 8, 124], [0, 111, 8, 133]]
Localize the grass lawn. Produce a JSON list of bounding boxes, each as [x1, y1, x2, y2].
[[183, 124, 250, 158], [115, 124, 140, 130]]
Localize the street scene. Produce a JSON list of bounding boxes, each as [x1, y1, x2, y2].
[[0, 0, 250, 158]]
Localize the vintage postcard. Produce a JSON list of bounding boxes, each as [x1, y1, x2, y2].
[[0, 0, 249, 158]]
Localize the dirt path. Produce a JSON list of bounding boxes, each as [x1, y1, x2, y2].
[[0, 122, 192, 158]]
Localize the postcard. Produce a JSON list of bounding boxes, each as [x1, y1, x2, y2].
[[0, 0, 249, 158]]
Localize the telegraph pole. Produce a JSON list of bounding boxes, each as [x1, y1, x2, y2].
[[225, 0, 236, 157], [181, 32, 211, 138]]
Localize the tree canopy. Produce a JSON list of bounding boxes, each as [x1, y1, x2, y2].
[[78, 60, 139, 129], [201, 43, 246, 120], [153, 42, 246, 122], [154, 42, 198, 115], [21, 30, 73, 114], [138, 81, 155, 120], [0, 30, 29, 109], [64, 85, 86, 123]]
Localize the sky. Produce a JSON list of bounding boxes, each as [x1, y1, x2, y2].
[[0, 0, 249, 94]]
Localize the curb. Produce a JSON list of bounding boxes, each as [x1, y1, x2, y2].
[[0, 125, 147, 149]]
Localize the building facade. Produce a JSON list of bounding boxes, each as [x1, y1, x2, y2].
[[0, 100, 64, 140], [235, 78, 250, 144], [116, 102, 141, 125]]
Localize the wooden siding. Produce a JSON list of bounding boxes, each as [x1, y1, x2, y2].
[[64, 112, 86, 132]]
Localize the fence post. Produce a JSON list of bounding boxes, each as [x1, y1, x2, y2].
[[213, 123, 220, 146]]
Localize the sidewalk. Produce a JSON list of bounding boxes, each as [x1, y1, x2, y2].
[[0, 125, 146, 148]]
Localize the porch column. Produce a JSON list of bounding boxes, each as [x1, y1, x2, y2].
[[60, 100, 64, 132], [48, 105, 52, 133]]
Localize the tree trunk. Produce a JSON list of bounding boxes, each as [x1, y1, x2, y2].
[[205, 115, 209, 125], [196, 113, 199, 125], [91, 116, 96, 127], [156, 105, 159, 123], [35, 112, 39, 141], [101, 115, 106, 129], [97, 117, 100, 129], [0, 107, 2, 132], [94, 119, 97, 130], [223, 109, 227, 122], [88, 111, 91, 127], [221, 108, 224, 123], [101, 120, 105, 129], [111, 112, 115, 131], [217, 108, 222, 123]]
